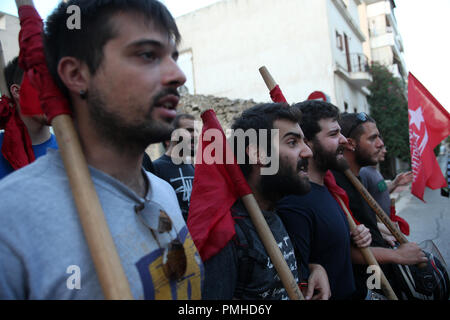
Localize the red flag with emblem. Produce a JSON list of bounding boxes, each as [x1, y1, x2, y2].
[[408, 73, 450, 201]]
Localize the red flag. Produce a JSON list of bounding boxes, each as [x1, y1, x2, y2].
[[187, 110, 252, 261], [408, 73, 450, 201], [323, 170, 360, 225], [270, 85, 287, 103], [18, 5, 71, 121]]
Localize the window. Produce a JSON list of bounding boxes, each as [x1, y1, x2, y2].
[[336, 31, 343, 51]]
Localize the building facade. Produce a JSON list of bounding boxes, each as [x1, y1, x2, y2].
[[175, 0, 372, 113], [358, 0, 407, 82], [0, 11, 20, 68]]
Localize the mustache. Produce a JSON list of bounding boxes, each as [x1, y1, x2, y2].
[[151, 87, 180, 105], [297, 157, 309, 172], [336, 145, 345, 154]]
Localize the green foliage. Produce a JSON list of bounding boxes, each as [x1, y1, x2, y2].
[[367, 63, 410, 167]]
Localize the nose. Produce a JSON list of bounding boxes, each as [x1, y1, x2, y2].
[[339, 133, 348, 145], [162, 56, 187, 89], [300, 142, 313, 159]]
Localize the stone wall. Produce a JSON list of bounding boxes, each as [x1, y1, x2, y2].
[[145, 92, 261, 160]]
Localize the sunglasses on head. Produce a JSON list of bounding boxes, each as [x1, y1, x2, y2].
[[346, 112, 370, 138], [135, 201, 187, 281]]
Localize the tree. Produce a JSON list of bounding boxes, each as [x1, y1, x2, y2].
[[367, 63, 410, 179]]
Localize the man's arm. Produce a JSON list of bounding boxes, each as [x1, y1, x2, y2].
[[388, 171, 413, 194], [351, 242, 428, 265]]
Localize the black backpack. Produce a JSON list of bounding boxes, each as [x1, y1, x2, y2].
[[392, 241, 450, 300]]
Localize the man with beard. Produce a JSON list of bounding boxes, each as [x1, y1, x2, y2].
[[276, 101, 373, 300], [202, 103, 330, 300], [332, 112, 427, 298], [153, 113, 196, 221], [0, 57, 58, 179], [0, 0, 204, 299]]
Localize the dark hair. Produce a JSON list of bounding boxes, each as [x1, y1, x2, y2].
[[231, 103, 302, 178], [172, 113, 195, 129], [339, 112, 375, 140], [292, 100, 341, 141], [44, 0, 180, 96], [4, 56, 24, 97]]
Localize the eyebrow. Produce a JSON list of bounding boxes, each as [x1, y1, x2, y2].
[[127, 39, 165, 49], [283, 132, 303, 140]]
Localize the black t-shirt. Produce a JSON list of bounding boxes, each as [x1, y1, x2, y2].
[[152, 154, 195, 221], [202, 201, 299, 300], [277, 183, 356, 300], [332, 170, 399, 299], [332, 170, 387, 247]]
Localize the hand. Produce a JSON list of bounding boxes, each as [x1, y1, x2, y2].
[[304, 264, 331, 300], [351, 224, 372, 248], [395, 242, 428, 265], [377, 222, 396, 247], [393, 171, 413, 188]]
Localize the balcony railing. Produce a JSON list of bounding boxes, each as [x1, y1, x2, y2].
[[348, 53, 370, 73]]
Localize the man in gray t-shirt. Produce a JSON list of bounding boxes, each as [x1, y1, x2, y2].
[[0, 0, 203, 299]]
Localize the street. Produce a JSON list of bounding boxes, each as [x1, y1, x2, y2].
[[396, 154, 450, 268]]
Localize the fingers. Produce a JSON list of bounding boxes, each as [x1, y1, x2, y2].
[[351, 225, 372, 248]]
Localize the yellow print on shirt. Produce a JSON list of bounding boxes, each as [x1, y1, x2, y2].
[[137, 227, 203, 300]]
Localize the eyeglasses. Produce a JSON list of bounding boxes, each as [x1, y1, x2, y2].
[[135, 201, 187, 281], [346, 112, 370, 138]]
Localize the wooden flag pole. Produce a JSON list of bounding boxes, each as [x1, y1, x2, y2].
[[15, 0, 133, 299], [241, 194, 305, 300], [259, 66, 277, 91], [334, 195, 398, 300], [343, 169, 427, 269]]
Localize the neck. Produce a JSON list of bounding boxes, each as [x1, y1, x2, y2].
[[344, 152, 361, 176], [307, 160, 325, 186], [74, 117, 147, 198], [247, 170, 273, 211], [28, 125, 51, 145]]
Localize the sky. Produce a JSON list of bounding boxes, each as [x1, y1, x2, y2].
[[1, 0, 449, 112]]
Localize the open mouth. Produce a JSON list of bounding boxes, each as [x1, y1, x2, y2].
[[154, 94, 179, 122]]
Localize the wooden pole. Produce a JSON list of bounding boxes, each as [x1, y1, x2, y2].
[[259, 66, 277, 91], [343, 169, 427, 269], [241, 194, 305, 300], [335, 195, 398, 300], [16, 0, 133, 299]]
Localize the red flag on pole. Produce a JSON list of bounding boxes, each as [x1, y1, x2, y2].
[[187, 110, 252, 261], [408, 73, 450, 201]]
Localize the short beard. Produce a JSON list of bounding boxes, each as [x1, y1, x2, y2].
[[354, 145, 378, 167], [313, 139, 348, 172], [86, 86, 174, 153], [258, 157, 311, 204]]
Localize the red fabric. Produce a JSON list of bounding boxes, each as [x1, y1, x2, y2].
[[269, 85, 287, 103], [187, 109, 252, 261], [408, 73, 450, 201], [18, 5, 71, 122], [389, 204, 409, 236], [19, 75, 43, 116], [323, 170, 360, 225], [0, 95, 35, 169]]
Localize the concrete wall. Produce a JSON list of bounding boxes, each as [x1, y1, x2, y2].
[[176, 0, 361, 108], [0, 13, 20, 71], [175, 0, 370, 113]]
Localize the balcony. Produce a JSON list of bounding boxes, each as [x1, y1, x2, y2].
[[335, 53, 372, 89]]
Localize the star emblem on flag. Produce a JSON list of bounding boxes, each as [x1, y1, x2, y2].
[[408, 107, 424, 131]]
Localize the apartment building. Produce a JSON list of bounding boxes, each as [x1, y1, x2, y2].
[[0, 11, 20, 67], [359, 0, 407, 82], [175, 0, 372, 113]]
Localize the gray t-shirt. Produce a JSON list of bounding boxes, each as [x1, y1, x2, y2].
[[0, 149, 203, 299], [359, 166, 391, 215]]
